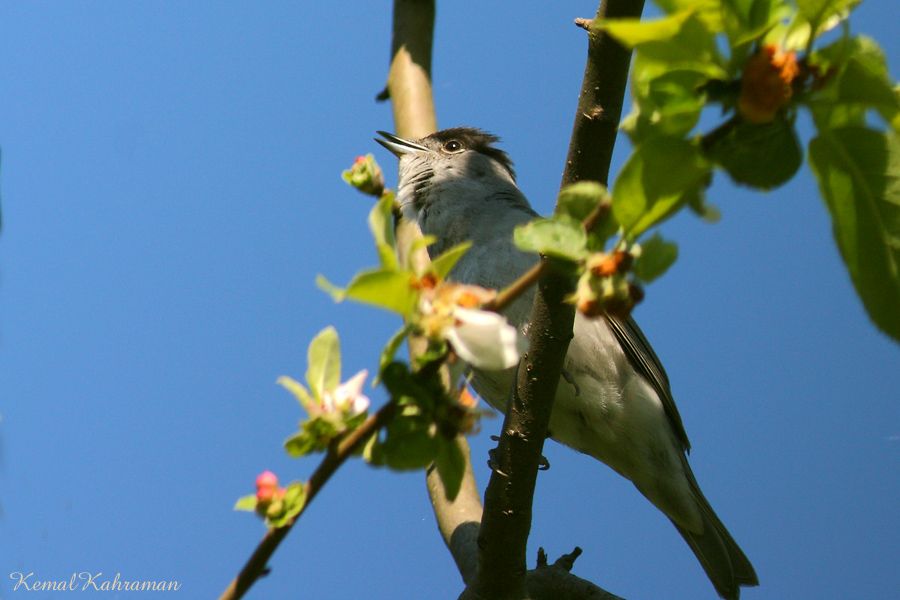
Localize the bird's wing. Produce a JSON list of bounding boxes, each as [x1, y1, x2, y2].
[[605, 315, 691, 453]]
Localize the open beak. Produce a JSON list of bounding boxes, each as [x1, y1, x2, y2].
[[375, 131, 429, 158]]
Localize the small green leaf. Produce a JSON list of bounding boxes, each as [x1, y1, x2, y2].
[[316, 274, 347, 302], [687, 187, 722, 222], [268, 482, 307, 528], [796, 0, 859, 38], [633, 234, 679, 283], [284, 417, 338, 457], [557, 182, 617, 249], [434, 437, 466, 501], [343, 268, 417, 316], [410, 234, 438, 259], [234, 494, 258, 512], [368, 194, 398, 269], [431, 241, 473, 279], [557, 181, 609, 221], [705, 118, 802, 189], [613, 137, 711, 238], [627, 14, 727, 83], [597, 9, 695, 46], [809, 127, 900, 342], [306, 326, 341, 400], [513, 216, 588, 262], [284, 429, 318, 457], [631, 70, 708, 139], [380, 417, 439, 470], [360, 431, 382, 465], [811, 36, 900, 131], [720, 0, 784, 48], [376, 325, 412, 385], [276, 375, 315, 412]]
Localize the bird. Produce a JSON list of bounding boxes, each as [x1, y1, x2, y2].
[[375, 127, 759, 600]]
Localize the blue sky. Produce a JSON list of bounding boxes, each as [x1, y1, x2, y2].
[[1, 2, 897, 599]]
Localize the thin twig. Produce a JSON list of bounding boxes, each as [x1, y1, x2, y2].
[[574, 18, 594, 31], [219, 401, 397, 600], [485, 199, 612, 314]]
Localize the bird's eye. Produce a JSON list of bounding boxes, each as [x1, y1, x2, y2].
[[443, 140, 463, 153]]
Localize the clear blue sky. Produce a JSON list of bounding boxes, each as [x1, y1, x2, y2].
[[1, 2, 897, 599]]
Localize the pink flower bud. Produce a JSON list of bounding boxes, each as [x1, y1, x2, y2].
[[255, 470, 279, 503]]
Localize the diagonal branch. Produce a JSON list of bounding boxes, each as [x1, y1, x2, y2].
[[219, 402, 397, 600]]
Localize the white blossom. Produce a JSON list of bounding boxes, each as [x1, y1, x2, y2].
[[444, 307, 526, 370], [418, 282, 526, 371], [322, 369, 370, 416]]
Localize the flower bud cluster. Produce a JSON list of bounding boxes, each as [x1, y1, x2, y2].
[[341, 154, 385, 197], [416, 278, 525, 371], [572, 249, 644, 319], [738, 44, 800, 124], [255, 470, 288, 520]]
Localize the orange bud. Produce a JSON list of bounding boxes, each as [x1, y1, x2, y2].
[[738, 44, 799, 124]]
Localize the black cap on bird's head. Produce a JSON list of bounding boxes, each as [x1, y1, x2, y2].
[[376, 127, 516, 180]]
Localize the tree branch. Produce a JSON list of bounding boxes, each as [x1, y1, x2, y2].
[[219, 402, 396, 600], [384, 0, 488, 588], [462, 1, 644, 599], [425, 437, 482, 584], [564, 0, 645, 188]]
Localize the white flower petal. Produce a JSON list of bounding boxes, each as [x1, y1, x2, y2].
[[325, 369, 370, 416], [446, 308, 525, 370]]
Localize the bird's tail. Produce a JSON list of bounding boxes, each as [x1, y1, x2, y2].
[[670, 473, 758, 600]]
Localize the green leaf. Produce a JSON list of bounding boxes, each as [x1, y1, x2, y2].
[[628, 14, 727, 83], [276, 375, 315, 412], [409, 234, 437, 261], [316, 274, 347, 302], [376, 325, 412, 385], [380, 417, 438, 470], [283, 417, 338, 457], [557, 182, 617, 249], [368, 194, 398, 269], [431, 241, 473, 279], [234, 494, 258, 512], [598, 9, 695, 46], [720, 0, 785, 47], [557, 181, 609, 221], [687, 187, 722, 222], [630, 70, 708, 140], [633, 234, 679, 283], [434, 437, 466, 501], [267, 482, 307, 528], [613, 137, 711, 238], [306, 326, 341, 400], [796, 0, 859, 38], [808, 127, 900, 342], [705, 118, 802, 189], [513, 216, 588, 262], [343, 268, 417, 316], [284, 430, 318, 457], [812, 36, 900, 131]]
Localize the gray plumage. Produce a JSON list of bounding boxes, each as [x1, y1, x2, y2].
[[376, 128, 758, 600]]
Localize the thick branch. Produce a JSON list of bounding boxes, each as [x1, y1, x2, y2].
[[385, 0, 487, 585], [464, 1, 643, 599], [219, 403, 396, 600], [387, 0, 437, 140], [564, 0, 645, 188], [425, 437, 482, 584]]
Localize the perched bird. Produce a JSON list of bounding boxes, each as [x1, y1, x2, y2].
[[376, 127, 758, 599]]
